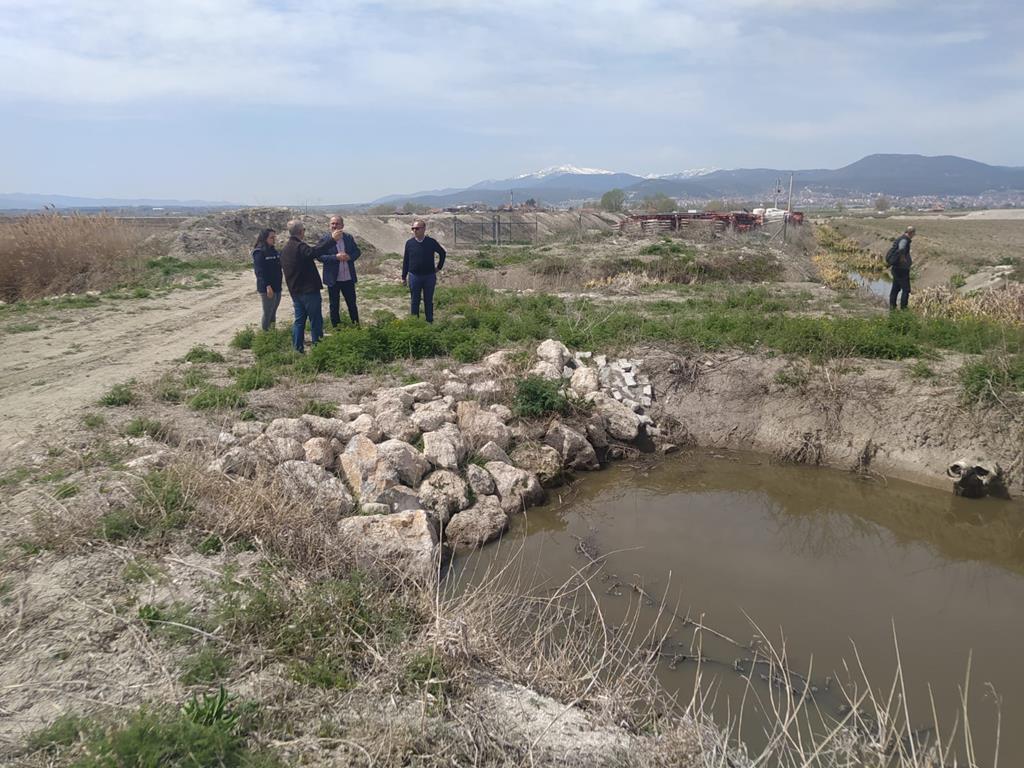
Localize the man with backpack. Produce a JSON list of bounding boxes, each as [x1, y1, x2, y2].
[[885, 225, 915, 310]]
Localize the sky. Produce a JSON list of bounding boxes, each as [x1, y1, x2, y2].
[[1, 0, 1022, 204]]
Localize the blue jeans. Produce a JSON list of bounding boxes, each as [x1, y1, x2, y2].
[[291, 291, 323, 352], [408, 272, 436, 323]]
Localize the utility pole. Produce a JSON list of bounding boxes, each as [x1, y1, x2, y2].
[[783, 173, 794, 243]]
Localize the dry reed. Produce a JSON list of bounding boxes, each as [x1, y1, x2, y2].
[[0, 212, 152, 301]]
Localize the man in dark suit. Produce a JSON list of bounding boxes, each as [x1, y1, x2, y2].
[[316, 215, 362, 326], [280, 219, 344, 352]]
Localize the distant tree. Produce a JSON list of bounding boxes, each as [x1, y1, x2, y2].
[[524, 198, 538, 208], [368, 204, 396, 215], [703, 200, 726, 212], [599, 189, 626, 212], [641, 193, 676, 213], [874, 195, 891, 212], [402, 201, 431, 215], [835, 201, 846, 213]]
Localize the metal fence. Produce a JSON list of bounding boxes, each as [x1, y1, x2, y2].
[[452, 214, 540, 246]]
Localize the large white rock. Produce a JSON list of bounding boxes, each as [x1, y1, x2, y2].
[[510, 444, 565, 487], [457, 401, 513, 451], [377, 439, 431, 487], [587, 393, 642, 442], [411, 400, 456, 432], [266, 418, 312, 444], [485, 461, 545, 514], [376, 408, 421, 444], [483, 350, 514, 369], [418, 469, 471, 524], [543, 422, 600, 471], [400, 382, 438, 402], [349, 413, 382, 442], [207, 446, 258, 477], [339, 434, 400, 505], [276, 460, 354, 517], [569, 366, 600, 396], [476, 440, 513, 465], [336, 510, 440, 584], [536, 339, 571, 371], [529, 361, 562, 381], [231, 420, 265, 438], [422, 423, 468, 470], [445, 495, 508, 552], [382, 484, 423, 513]]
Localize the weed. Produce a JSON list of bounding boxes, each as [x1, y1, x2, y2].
[[197, 534, 224, 555], [512, 376, 570, 418], [181, 686, 239, 730], [54, 482, 79, 500], [189, 384, 246, 411], [81, 412, 106, 428], [949, 273, 967, 289], [180, 648, 233, 686], [97, 508, 147, 542], [403, 650, 453, 709], [123, 558, 161, 583], [0, 467, 31, 487], [184, 345, 226, 364], [132, 286, 151, 298], [233, 365, 275, 392], [123, 417, 170, 440], [155, 376, 184, 403], [958, 354, 1024, 404], [230, 327, 257, 350], [138, 602, 201, 643], [100, 381, 135, 407], [26, 713, 92, 754], [182, 368, 209, 389], [301, 399, 337, 418], [908, 360, 936, 379]]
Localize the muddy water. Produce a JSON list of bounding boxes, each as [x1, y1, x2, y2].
[[849, 269, 892, 298], [451, 452, 1024, 764]]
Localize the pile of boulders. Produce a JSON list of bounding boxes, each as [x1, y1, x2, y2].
[[203, 339, 664, 583]]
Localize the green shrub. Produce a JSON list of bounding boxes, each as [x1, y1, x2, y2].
[[54, 482, 79, 500], [230, 327, 256, 350], [233, 365, 275, 392], [184, 345, 225, 363], [100, 382, 135, 407], [958, 355, 1024, 404], [82, 413, 106, 429], [513, 376, 570, 418], [123, 417, 169, 440], [189, 385, 246, 411]]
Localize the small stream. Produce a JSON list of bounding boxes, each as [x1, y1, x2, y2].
[[849, 270, 892, 299], [451, 451, 1024, 764]]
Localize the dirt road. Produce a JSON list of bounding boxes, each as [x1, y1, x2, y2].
[[0, 272, 255, 455]]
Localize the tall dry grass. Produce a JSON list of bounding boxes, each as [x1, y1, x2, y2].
[[915, 284, 1024, 326], [0, 212, 153, 301]]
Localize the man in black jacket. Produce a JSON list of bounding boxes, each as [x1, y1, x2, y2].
[[315, 215, 362, 326], [886, 225, 915, 310], [280, 219, 344, 352], [401, 220, 446, 323]]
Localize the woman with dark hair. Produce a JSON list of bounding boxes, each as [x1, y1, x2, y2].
[[252, 228, 282, 330]]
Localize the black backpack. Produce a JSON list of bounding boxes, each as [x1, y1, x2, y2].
[[884, 238, 901, 267]]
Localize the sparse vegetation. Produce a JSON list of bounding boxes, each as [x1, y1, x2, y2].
[[184, 345, 226, 363], [189, 384, 246, 411], [100, 381, 136, 407], [512, 376, 571, 417]]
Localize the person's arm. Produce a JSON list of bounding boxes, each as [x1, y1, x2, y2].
[[312, 234, 338, 263], [346, 234, 361, 263], [252, 249, 267, 293], [434, 238, 447, 271], [402, 242, 410, 282]]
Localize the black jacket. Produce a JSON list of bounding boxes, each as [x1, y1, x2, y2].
[[280, 235, 338, 296], [888, 235, 912, 272], [252, 245, 282, 294]]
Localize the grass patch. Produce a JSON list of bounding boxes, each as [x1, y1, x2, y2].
[[26, 713, 93, 755], [907, 360, 936, 380], [197, 534, 224, 555], [81, 412, 106, 429], [212, 570, 418, 690], [189, 384, 246, 411], [231, 327, 257, 350], [99, 381, 136, 407], [184, 345, 225, 364], [180, 648, 233, 686], [138, 601, 202, 643], [958, 354, 1024, 404], [97, 470, 193, 542], [54, 482, 79, 500], [0, 467, 31, 487], [233, 365, 275, 392], [123, 557, 162, 583], [300, 399, 337, 418], [123, 417, 171, 441]]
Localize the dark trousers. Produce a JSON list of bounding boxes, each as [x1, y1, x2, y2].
[[260, 290, 282, 331], [291, 291, 323, 352], [328, 280, 359, 326], [408, 272, 437, 323], [889, 268, 911, 309]]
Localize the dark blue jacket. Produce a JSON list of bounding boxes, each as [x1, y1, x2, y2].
[[315, 232, 361, 286], [252, 245, 282, 294], [402, 236, 446, 280]]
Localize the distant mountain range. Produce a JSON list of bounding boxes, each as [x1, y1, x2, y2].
[[4, 155, 1023, 212], [0, 193, 237, 211], [369, 154, 1024, 208]]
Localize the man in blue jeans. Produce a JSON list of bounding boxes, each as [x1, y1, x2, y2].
[[279, 219, 344, 352], [401, 220, 446, 323]]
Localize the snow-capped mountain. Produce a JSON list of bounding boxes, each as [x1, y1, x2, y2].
[[514, 165, 616, 180]]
